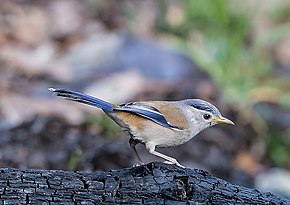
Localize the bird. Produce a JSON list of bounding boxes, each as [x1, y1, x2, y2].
[[49, 88, 234, 168]]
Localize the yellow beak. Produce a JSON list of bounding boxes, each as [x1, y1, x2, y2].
[[213, 117, 235, 125]]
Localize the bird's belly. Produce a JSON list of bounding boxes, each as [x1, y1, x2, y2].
[[106, 111, 193, 147], [134, 125, 192, 148]]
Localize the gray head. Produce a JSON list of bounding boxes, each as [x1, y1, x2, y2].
[[181, 99, 234, 132]]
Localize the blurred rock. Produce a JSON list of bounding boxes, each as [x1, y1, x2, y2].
[[0, 94, 84, 129], [105, 35, 198, 84], [84, 70, 147, 103], [0, 1, 49, 45], [55, 33, 122, 81], [55, 33, 216, 101], [255, 168, 290, 198], [0, 42, 57, 77], [48, 0, 82, 38], [55, 32, 199, 84], [233, 151, 261, 175]]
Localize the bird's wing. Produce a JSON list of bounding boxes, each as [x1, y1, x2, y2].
[[113, 102, 183, 130]]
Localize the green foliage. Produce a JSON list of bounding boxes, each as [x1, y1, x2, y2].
[[68, 148, 82, 171], [157, 0, 272, 103], [266, 129, 290, 167]]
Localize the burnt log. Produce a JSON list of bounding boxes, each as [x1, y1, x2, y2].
[[0, 162, 289, 204]]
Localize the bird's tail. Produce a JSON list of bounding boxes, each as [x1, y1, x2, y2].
[[49, 88, 113, 112]]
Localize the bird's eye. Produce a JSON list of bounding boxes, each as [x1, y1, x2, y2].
[[203, 114, 211, 120]]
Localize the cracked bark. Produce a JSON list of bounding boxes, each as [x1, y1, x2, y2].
[[0, 162, 289, 205]]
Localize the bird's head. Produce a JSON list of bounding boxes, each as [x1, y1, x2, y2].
[[181, 99, 234, 132]]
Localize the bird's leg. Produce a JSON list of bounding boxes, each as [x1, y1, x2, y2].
[[146, 143, 185, 168], [129, 138, 144, 166]]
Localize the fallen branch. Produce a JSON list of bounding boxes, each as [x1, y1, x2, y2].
[[0, 162, 289, 204]]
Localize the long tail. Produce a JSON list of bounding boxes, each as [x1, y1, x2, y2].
[[49, 88, 113, 112]]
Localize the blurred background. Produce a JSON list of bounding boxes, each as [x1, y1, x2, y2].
[[0, 0, 290, 198]]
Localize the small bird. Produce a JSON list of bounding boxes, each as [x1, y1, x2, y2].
[[49, 88, 234, 168]]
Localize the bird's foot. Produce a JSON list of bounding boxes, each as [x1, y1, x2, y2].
[[163, 160, 185, 168]]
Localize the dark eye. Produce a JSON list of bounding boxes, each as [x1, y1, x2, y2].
[[203, 114, 211, 120]]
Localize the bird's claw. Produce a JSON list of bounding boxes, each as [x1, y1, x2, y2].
[[163, 160, 185, 168]]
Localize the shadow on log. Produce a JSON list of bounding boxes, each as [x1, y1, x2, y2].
[[0, 162, 289, 204]]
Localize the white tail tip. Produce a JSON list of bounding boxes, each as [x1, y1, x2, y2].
[[48, 88, 56, 91]]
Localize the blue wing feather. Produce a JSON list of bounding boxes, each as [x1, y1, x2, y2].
[[114, 102, 182, 130]]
